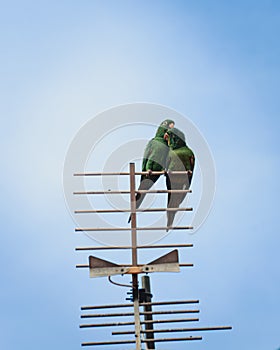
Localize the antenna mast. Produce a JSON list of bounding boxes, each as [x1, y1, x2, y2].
[[74, 163, 231, 348]]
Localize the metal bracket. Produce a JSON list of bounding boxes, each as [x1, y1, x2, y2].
[[88, 250, 180, 278], [143, 250, 180, 273], [88, 256, 129, 278]]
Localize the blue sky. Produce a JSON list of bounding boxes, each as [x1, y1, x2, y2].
[[1, 1, 280, 349]]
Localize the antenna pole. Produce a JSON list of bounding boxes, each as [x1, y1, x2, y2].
[[142, 276, 155, 349], [129, 163, 142, 350]]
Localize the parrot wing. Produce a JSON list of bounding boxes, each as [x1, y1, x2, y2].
[[165, 147, 192, 230], [142, 139, 153, 171], [166, 172, 189, 230]]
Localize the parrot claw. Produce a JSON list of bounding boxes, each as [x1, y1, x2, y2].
[[146, 169, 152, 176]]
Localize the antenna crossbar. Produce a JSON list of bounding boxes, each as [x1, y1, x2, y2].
[[81, 336, 202, 347], [141, 336, 202, 343], [76, 263, 193, 269], [74, 171, 190, 176], [75, 226, 193, 232], [80, 318, 200, 328], [112, 326, 233, 335], [75, 207, 192, 213], [76, 244, 193, 251], [81, 309, 200, 318], [81, 339, 136, 346], [81, 300, 199, 310], [74, 189, 192, 195]]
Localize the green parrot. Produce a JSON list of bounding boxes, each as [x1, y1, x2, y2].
[[128, 119, 175, 223], [165, 127, 195, 230]]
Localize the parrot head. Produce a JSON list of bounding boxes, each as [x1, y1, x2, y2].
[[167, 127, 186, 149], [156, 119, 175, 139], [160, 119, 175, 129]]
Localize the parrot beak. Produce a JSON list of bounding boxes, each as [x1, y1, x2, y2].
[[164, 132, 170, 145]]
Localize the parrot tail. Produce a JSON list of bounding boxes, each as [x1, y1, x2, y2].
[[167, 211, 176, 230]]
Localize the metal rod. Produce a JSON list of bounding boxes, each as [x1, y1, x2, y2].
[[80, 318, 199, 328], [81, 309, 199, 318], [81, 312, 136, 318], [137, 189, 191, 194], [141, 336, 202, 343], [74, 190, 131, 195], [129, 163, 137, 267], [75, 207, 192, 213], [81, 300, 199, 310], [81, 339, 136, 346], [141, 310, 199, 315], [143, 326, 232, 333], [74, 171, 190, 176], [133, 277, 142, 349], [75, 244, 193, 251], [142, 276, 155, 349], [141, 300, 199, 307], [76, 263, 193, 268], [74, 172, 131, 176], [80, 321, 136, 328], [74, 189, 192, 195], [112, 326, 233, 335], [142, 318, 199, 325], [75, 226, 193, 232], [129, 163, 142, 350], [80, 337, 202, 346]]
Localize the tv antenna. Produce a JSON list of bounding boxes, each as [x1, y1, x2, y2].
[[74, 163, 231, 348]]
